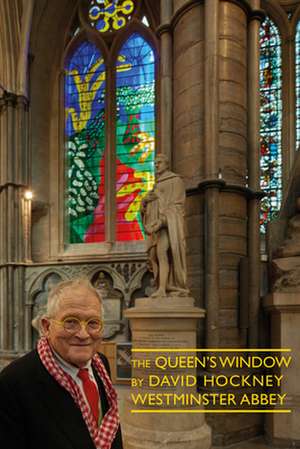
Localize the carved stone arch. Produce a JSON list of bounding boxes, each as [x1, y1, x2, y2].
[[291, 4, 300, 35], [89, 264, 127, 293], [90, 266, 125, 340], [261, 0, 290, 40], [61, 26, 110, 71], [110, 17, 159, 63], [25, 269, 67, 349], [143, 0, 160, 29], [26, 269, 69, 306], [17, 0, 34, 96], [30, 0, 84, 261], [127, 263, 149, 307]]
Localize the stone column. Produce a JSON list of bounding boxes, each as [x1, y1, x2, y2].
[[172, 0, 205, 306], [204, 1, 262, 443], [172, 0, 204, 185], [203, 0, 220, 348], [157, 0, 173, 163], [0, 92, 30, 357], [247, 3, 264, 346]]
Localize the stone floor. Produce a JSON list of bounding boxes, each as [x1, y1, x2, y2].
[[213, 437, 283, 449]]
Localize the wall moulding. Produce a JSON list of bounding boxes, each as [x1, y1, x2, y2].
[[249, 9, 266, 22], [156, 23, 172, 37], [220, 0, 252, 18], [196, 178, 265, 200], [279, 0, 300, 6], [0, 92, 29, 109], [171, 0, 203, 30]]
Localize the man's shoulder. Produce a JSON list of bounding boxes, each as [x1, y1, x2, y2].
[[0, 350, 40, 383], [97, 352, 111, 374]]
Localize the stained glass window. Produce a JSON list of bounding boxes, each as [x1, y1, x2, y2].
[[115, 33, 155, 241], [295, 21, 300, 150], [259, 17, 282, 233], [89, 0, 135, 33], [65, 41, 106, 243]]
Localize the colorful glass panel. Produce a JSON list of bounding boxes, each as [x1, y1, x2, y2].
[[65, 41, 106, 243], [89, 0, 135, 33], [116, 33, 155, 241], [259, 17, 282, 233], [296, 21, 300, 150]]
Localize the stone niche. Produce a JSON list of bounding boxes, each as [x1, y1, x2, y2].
[[91, 270, 123, 339]]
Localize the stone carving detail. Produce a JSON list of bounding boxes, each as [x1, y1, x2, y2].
[[271, 197, 300, 292], [271, 258, 300, 292], [25, 260, 149, 347], [276, 197, 300, 258], [31, 273, 62, 338], [141, 154, 189, 297], [111, 262, 142, 283], [273, 269, 300, 292], [92, 271, 123, 339], [61, 264, 94, 278], [131, 271, 156, 304]]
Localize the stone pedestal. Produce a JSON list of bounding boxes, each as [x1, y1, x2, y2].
[[263, 292, 300, 446], [123, 296, 211, 449]]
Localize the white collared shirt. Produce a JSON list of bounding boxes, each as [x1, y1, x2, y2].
[[53, 350, 103, 424]]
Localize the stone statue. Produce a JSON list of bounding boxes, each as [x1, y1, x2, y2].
[[271, 197, 300, 292], [94, 271, 110, 299], [141, 154, 189, 297], [277, 196, 300, 257], [93, 271, 122, 339]]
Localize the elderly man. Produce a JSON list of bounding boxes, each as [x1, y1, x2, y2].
[[0, 278, 123, 449]]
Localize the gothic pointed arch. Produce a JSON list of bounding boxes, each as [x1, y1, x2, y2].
[[61, 1, 159, 248]]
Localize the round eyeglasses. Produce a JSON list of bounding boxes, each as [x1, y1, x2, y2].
[[51, 316, 103, 334]]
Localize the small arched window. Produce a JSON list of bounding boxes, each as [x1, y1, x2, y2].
[[259, 16, 282, 233], [63, 1, 157, 246]]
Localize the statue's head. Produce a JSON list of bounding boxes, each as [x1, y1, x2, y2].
[[155, 154, 169, 175]]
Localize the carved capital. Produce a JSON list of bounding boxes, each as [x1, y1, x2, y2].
[[156, 23, 172, 37], [0, 91, 29, 110], [249, 8, 265, 23]]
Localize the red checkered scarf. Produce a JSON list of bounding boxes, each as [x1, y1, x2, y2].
[[37, 337, 120, 449]]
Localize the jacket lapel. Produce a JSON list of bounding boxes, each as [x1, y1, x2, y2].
[[93, 367, 109, 416], [34, 353, 96, 449]]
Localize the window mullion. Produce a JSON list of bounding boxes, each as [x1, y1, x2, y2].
[[105, 61, 116, 243]]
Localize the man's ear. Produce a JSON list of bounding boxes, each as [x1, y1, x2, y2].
[[41, 317, 51, 337]]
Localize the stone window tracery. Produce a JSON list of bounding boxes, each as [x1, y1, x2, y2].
[[64, 1, 157, 245], [88, 0, 136, 33]]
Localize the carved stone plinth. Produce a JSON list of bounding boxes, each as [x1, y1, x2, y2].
[[271, 257, 300, 293], [123, 297, 211, 449], [263, 292, 300, 446]]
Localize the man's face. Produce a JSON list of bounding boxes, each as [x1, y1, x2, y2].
[[42, 286, 102, 368], [155, 157, 168, 175]]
